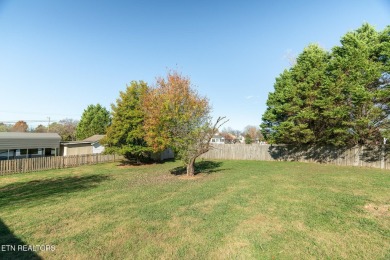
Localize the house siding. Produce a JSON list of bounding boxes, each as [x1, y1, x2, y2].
[[61, 143, 93, 156], [92, 143, 105, 154]]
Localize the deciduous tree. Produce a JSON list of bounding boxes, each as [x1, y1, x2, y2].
[[34, 124, 47, 133], [11, 121, 28, 132], [220, 127, 242, 143], [243, 125, 263, 143], [48, 119, 78, 141], [76, 104, 111, 140], [143, 71, 226, 176], [0, 123, 11, 132]]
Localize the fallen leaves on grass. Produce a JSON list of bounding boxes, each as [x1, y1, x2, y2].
[[364, 204, 390, 217]]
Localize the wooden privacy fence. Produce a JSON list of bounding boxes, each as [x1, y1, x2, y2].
[[201, 144, 390, 170], [0, 154, 122, 175]]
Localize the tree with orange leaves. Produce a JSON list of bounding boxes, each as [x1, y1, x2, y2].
[[11, 120, 28, 132], [143, 71, 227, 176]]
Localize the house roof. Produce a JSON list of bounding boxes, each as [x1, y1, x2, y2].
[[61, 135, 105, 147], [83, 135, 105, 143], [0, 132, 61, 140], [0, 132, 61, 150]]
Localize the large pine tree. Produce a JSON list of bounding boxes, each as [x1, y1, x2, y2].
[[262, 23, 390, 146], [261, 44, 329, 144]]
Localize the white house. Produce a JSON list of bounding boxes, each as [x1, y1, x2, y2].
[[210, 134, 225, 144], [237, 135, 245, 144]]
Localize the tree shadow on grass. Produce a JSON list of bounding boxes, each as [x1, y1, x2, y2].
[[117, 158, 176, 167], [0, 175, 110, 208], [268, 144, 388, 164], [0, 218, 42, 260], [170, 161, 224, 176]]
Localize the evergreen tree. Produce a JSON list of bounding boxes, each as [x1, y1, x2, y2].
[[261, 44, 329, 144], [102, 81, 152, 162], [261, 23, 390, 146], [326, 23, 390, 146], [76, 104, 111, 140]]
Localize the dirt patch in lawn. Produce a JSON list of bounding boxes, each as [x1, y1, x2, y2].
[[364, 203, 390, 217]]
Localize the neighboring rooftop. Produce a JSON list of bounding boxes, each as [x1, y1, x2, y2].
[[0, 132, 61, 150], [83, 135, 105, 143], [0, 132, 61, 140]]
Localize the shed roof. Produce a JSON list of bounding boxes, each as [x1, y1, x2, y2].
[[83, 135, 105, 143], [61, 141, 91, 146]]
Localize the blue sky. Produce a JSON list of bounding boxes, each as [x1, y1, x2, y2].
[[0, 0, 389, 131]]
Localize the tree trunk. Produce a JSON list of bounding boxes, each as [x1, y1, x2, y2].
[[186, 158, 196, 176]]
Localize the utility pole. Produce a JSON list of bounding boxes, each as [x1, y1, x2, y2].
[[47, 117, 50, 132]]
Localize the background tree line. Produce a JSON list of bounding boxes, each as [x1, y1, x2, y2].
[[0, 119, 79, 141], [0, 103, 111, 142], [261, 23, 390, 147]]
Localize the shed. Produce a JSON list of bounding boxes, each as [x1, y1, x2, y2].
[[60, 135, 106, 156], [83, 135, 105, 154], [60, 141, 93, 156]]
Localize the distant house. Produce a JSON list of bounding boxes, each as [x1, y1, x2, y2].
[[237, 135, 245, 144], [60, 135, 105, 156], [83, 135, 105, 154], [0, 132, 61, 160], [210, 134, 225, 144]]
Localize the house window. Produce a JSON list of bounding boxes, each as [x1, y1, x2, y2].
[[29, 149, 39, 155], [20, 149, 39, 155], [0, 150, 8, 160]]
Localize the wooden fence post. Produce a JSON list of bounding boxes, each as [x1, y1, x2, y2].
[[381, 145, 385, 169]]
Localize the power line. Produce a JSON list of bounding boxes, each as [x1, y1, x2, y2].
[[0, 120, 57, 124], [0, 110, 81, 117]]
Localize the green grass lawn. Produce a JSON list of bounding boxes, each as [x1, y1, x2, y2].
[[0, 160, 389, 259]]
